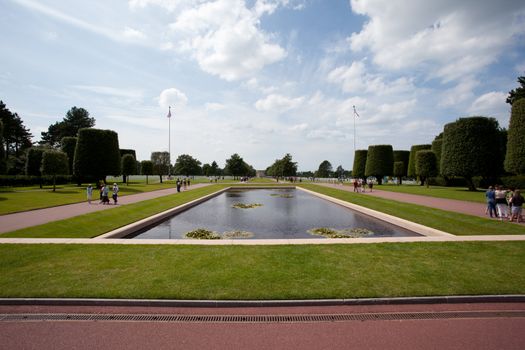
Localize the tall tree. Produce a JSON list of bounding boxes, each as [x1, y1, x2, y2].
[[267, 153, 297, 178], [507, 75, 525, 105], [173, 154, 202, 176], [202, 163, 211, 176], [0, 121, 5, 174], [441, 117, 501, 191], [60, 137, 77, 176], [140, 160, 153, 184], [40, 107, 95, 147], [0, 101, 33, 159], [364, 145, 393, 185], [41, 150, 69, 192], [504, 98, 525, 174], [121, 154, 136, 185], [315, 160, 332, 178], [224, 153, 246, 179], [335, 165, 345, 178], [151, 151, 170, 183], [210, 161, 220, 176]]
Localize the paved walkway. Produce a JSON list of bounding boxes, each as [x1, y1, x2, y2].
[[319, 183, 525, 224], [0, 183, 211, 234], [1, 303, 524, 349]]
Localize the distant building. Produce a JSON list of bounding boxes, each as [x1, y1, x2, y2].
[[256, 170, 266, 177]]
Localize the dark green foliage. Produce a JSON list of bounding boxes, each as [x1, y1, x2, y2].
[[0, 100, 32, 159], [441, 117, 501, 191], [316, 160, 332, 178], [225, 153, 251, 179], [151, 152, 170, 183], [501, 175, 525, 190], [40, 107, 95, 147], [41, 150, 69, 191], [352, 150, 367, 179], [408, 144, 431, 178], [121, 154, 136, 184], [431, 139, 443, 173], [393, 161, 404, 184], [202, 163, 211, 176], [60, 137, 77, 175], [0, 175, 71, 186], [266, 153, 297, 177], [506, 75, 525, 105], [415, 150, 438, 187], [505, 99, 525, 174], [393, 150, 409, 177], [210, 161, 220, 176], [140, 160, 153, 184], [334, 165, 345, 178], [0, 121, 5, 174], [25, 148, 46, 176], [120, 149, 136, 159], [173, 154, 202, 176], [364, 145, 393, 185], [74, 128, 120, 182]]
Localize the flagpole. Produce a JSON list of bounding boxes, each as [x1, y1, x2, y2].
[[168, 106, 171, 178]]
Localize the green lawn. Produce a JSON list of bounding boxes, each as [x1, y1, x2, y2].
[[0, 180, 184, 215], [299, 184, 525, 236], [0, 242, 523, 299], [371, 184, 486, 203]]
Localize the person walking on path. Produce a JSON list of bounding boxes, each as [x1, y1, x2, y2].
[[102, 184, 110, 205], [86, 184, 93, 204], [509, 189, 524, 223], [176, 179, 181, 193], [495, 186, 508, 220], [485, 186, 497, 218], [112, 183, 119, 205]]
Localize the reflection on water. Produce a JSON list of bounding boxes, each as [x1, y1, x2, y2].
[[129, 189, 420, 239]]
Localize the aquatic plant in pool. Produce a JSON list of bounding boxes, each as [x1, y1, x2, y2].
[[308, 227, 374, 238], [185, 228, 221, 240], [128, 188, 420, 240]]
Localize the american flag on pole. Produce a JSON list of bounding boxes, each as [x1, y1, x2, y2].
[[167, 106, 172, 118], [353, 105, 359, 117]]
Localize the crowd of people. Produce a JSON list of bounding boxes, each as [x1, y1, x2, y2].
[[485, 186, 524, 223], [86, 182, 119, 205], [352, 178, 374, 192]]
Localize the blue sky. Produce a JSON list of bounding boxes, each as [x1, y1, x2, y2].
[[1, 0, 524, 171]]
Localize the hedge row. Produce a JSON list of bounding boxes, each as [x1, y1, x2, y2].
[[0, 175, 72, 187]]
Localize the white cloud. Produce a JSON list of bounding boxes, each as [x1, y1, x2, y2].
[[158, 88, 188, 109], [468, 91, 509, 123], [255, 93, 304, 112], [122, 27, 147, 40], [169, 0, 286, 80], [439, 78, 479, 107], [348, 0, 525, 82], [72, 85, 144, 99], [289, 123, 308, 131], [205, 102, 226, 111], [327, 61, 414, 95]]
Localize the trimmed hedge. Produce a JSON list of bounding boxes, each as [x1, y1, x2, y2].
[[505, 99, 525, 174], [352, 150, 367, 178], [393, 150, 409, 177], [501, 175, 525, 190], [0, 175, 72, 187], [365, 145, 393, 185], [431, 138, 443, 173], [25, 148, 45, 176], [61, 137, 77, 176], [74, 128, 121, 181], [441, 117, 501, 190], [415, 150, 438, 186], [408, 144, 431, 178]]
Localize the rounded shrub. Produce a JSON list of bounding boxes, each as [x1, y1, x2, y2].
[[505, 99, 525, 175], [74, 128, 120, 182], [415, 150, 438, 187], [60, 136, 77, 175], [408, 144, 431, 178], [352, 150, 368, 179], [364, 145, 393, 185], [393, 150, 410, 177]]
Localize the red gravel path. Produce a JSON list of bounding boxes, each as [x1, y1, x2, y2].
[[0, 183, 211, 234], [1, 303, 524, 350]]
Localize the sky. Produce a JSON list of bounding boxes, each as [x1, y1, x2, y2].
[[1, 0, 524, 171]]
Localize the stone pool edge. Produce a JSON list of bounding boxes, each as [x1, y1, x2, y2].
[[296, 187, 454, 237]]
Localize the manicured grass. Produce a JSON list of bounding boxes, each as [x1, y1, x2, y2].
[[300, 184, 525, 235], [0, 181, 180, 215], [0, 242, 523, 299], [248, 177, 277, 183], [374, 184, 486, 203], [1, 185, 228, 238]]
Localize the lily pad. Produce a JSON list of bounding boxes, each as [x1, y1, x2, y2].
[[232, 203, 263, 209], [185, 228, 221, 240], [223, 230, 255, 239], [308, 227, 374, 238]]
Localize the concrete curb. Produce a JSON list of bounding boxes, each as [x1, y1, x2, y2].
[[1, 295, 524, 308]]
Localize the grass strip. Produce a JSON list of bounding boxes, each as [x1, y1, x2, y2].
[[373, 184, 486, 203], [1, 185, 228, 238], [0, 242, 523, 299], [300, 184, 525, 235]]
